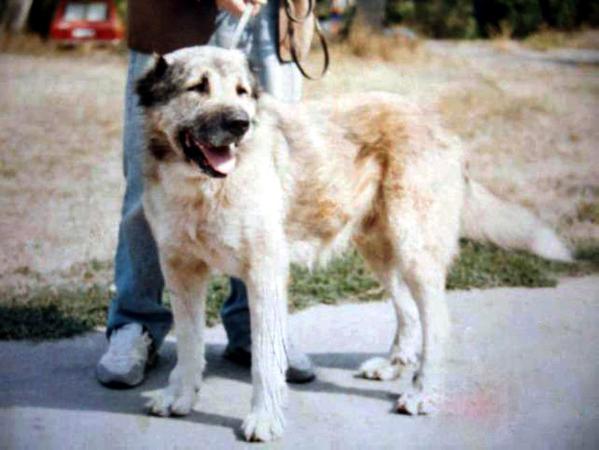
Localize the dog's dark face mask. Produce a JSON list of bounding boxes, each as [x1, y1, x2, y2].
[[136, 46, 261, 178]]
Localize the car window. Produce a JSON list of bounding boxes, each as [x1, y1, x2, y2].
[[64, 3, 86, 21], [87, 3, 108, 21], [63, 2, 108, 22]]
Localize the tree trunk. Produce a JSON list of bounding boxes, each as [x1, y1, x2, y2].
[[1, 0, 34, 33]]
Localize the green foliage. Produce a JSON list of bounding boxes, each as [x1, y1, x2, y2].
[[114, 0, 126, 20], [0, 285, 109, 340], [504, 0, 544, 36], [472, 0, 542, 37], [385, 0, 416, 25], [289, 252, 382, 309], [473, 0, 599, 36], [385, 0, 477, 38], [448, 240, 564, 289], [540, 0, 599, 28], [383, 0, 597, 38], [205, 275, 230, 326], [579, 0, 599, 26], [541, 0, 579, 29], [415, 0, 478, 38]]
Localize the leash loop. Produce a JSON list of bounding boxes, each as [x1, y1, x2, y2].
[[288, 17, 329, 80], [284, 0, 329, 80], [284, 0, 314, 23]]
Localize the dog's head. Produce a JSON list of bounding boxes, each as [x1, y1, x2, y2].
[[136, 46, 260, 178]]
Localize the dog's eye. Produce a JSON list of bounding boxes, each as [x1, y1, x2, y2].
[[236, 85, 249, 96], [188, 75, 210, 95]]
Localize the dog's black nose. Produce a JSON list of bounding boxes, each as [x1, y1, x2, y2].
[[223, 111, 250, 137]]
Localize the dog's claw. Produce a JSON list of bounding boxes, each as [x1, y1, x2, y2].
[[395, 391, 436, 415], [358, 356, 415, 381], [146, 395, 172, 417], [243, 410, 285, 442], [146, 389, 195, 417]]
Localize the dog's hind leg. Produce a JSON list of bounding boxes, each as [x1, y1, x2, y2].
[[358, 270, 422, 381], [147, 258, 209, 417], [242, 249, 289, 442], [396, 259, 449, 415], [389, 210, 455, 415], [353, 217, 423, 382]]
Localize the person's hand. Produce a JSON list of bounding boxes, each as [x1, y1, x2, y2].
[[216, 0, 263, 17]]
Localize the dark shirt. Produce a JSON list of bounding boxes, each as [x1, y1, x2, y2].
[[127, 0, 218, 54]]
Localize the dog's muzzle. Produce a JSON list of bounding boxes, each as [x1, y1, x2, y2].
[[221, 111, 250, 138], [178, 110, 250, 178]]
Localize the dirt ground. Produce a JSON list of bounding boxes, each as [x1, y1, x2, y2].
[[1, 36, 598, 293]]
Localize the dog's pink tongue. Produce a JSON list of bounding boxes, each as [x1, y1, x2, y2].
[[204, 146, 237, 175]]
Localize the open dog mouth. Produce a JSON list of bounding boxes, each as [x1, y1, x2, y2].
[[179, 130, 237, 178]]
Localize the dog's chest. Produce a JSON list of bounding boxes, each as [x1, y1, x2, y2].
[[147, 187, 246, 276], [183, 206, 246, 275]]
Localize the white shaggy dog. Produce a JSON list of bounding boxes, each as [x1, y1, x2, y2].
[[136, 46, 572, 442]]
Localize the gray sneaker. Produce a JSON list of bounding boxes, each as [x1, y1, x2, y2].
[[96, 323, 156, 388], [224, 341, 316, 384], [285, 343, 316, 384]]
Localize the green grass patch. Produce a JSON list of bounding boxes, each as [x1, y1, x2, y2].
[[2, 240, 597, 340], [0, 285, 109, 340]]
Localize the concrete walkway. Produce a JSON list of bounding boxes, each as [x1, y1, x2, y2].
[[1, 277, 598, 450]]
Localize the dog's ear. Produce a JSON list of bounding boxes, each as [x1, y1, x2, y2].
[[153, 53, 168, 77], [136, 54, 180, 108]]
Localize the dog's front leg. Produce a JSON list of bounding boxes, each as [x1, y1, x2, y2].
[[242, 255, 289, 442], [147, 258, 209, 417]]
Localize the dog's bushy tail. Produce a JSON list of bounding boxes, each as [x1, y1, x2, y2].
[[461, 177, 572, 262]]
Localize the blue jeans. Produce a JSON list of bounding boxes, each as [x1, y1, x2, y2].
[[107, 1, 302, 349]]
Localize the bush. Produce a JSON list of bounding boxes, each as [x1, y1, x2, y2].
[[384, 0, 598, 38], [386, 0, 477, 38], [540, 0, 599, 28], [474, 0, 542, 37], [416, 0, 478, 38], [540, 0, 578, 29], [578, 0, 599, 26], [385, 0, 416, 25]]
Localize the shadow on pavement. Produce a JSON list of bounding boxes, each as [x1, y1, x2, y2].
[[0, 330, 393, 438]]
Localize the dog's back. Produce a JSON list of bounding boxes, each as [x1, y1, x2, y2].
[[265, 92, 463, 268]]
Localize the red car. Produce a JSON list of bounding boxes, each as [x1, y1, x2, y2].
[[50, 0, 123, 44]]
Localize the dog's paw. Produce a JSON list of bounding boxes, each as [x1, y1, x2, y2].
[[390, 344, 420, 367], [395, 390, 437, 415], [146, 388, 196, 417], [358, 356, 415, 381], [242, 409, 285, 442]]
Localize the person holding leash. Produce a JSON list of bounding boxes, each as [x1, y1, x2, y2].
[[97, 0, 321, 388]]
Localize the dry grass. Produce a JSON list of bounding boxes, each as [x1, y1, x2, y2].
[[0, 32, 126, 56], [437, 65, 599, 247], [524, 28, 599, 51], [342, 20, 423, 62], [488, 21, 518, 52], [0, 51, 126, 283]]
